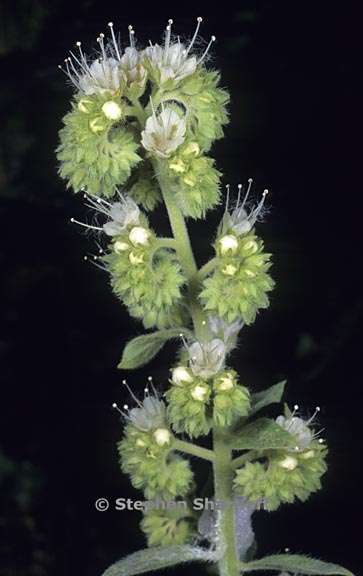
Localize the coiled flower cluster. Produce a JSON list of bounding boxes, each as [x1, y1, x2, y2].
[[117, 393, 193, 500], [233, 407, 328, 510]]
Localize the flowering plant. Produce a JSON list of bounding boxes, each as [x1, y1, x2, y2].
[[57, 18, 353, 576]]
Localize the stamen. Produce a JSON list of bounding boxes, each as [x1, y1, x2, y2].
[[128, 25, 135, 48], [122, 379, 143, 407], [164, 19, 173, 53], [197, 35, 216, 65], [148, 376, 158, 397], [186, 16, 203, 55], [241, 177, 253, 209], [237, 183, 243, 208], [112, 402, 124, 416], [225, 184, 230, 213], [307, 406, 321, 425], [108, 22, 121, 60], [70, 217, 103, 231]]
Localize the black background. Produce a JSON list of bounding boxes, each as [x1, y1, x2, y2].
[[0, 1, 360, 575]]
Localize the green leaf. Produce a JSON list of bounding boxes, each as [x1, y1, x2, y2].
[[240, 554, 354, 575], [118, 328, 190, 370], [101, 545, 219, 576], [231, 418, 296, 451], [250, 380, 286, 415]]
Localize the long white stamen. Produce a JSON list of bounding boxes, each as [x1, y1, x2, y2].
[[307, 406, 321, 424], [70, 217, 103, 231], [240, 177, 253, 209], [83, 255, 107, 271], [197, 35, 216, 64], [225, 184, 230, 213], [108, 22, 121, 60], [237, 183, 243, 207], [112, 402, 124, 416], [186, 16, 203, 55], [164, 19, 173, 53], [122, 379, 143, 407], [128, 25, 135, 48]]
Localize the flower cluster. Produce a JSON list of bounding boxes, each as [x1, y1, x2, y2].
[[141, 504, 195, 546], [166, 362, 251, 437], [57, 95, 141, 196], [98, 199, 186, 329], [117, 392, 193, 500], [57, 19, 228, 217], [200, 228, 274, 324], [233, 408, 328, 511]]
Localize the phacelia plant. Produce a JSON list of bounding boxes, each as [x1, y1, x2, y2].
[[57, 17, 354, 576]]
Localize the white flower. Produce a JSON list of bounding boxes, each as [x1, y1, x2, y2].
[[143, 18, 215, 85], [188, 338, 226, 379], [120, 46, 147, 86], [141, 105, 186, 158], [220, 180, 268, 237], [84, 193, 140, 236], [276, 406, 321, 452], [59, 23, 137, 95], [113, 384, 167, 433], [208, 316, 243, 349]]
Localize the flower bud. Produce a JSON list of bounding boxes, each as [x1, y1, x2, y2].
[[219, 234, 239, 255], [77, 98, 93, 113], [172, 366, 193, 385], [129, 226, 150, 246], [114, 241, 130, 253], [215, 373, 235, 391], [89, 116, 106, 133], [191, 384, 209, 402], [278, 456, 298, 471], [101, 100, 123, 120], [222, 263, 238, 276], [153, 428, 172, 447], [129, 251, 144, 265]]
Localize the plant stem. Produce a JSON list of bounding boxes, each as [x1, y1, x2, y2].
[[151, 157, 240, 576], [213, 428, 240, 576], [197, 257, 218, 280], [152, 160, 208, 340], [173, 439, 215, 463], [231, 450, 258, 470]]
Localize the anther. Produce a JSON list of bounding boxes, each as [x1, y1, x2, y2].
[[112, 402, 124, 415]]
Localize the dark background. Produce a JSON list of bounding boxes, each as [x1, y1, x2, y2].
[[0, 1, 360, 575]]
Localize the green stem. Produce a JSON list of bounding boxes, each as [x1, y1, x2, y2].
[[231, 450, 258, 470], [152, 159, 208, 340], [173, 439, 215, 463], [213, 428, 240, 576], [197, 257, 218, 280]]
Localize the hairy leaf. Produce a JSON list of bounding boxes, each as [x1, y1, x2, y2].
[[101, 545, 219, 576], [250, 380, 286, 415], [231, 418, 296, 451], [240, 553, 354, 575], [118, 328, 190, 370]]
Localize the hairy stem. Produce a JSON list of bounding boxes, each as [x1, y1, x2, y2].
[[152, 159, 208, 341], [173, 439, 215, 463], [150, 156, 239, 576], [232, 451, 259, 470], [213, 428, 240, 576]]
